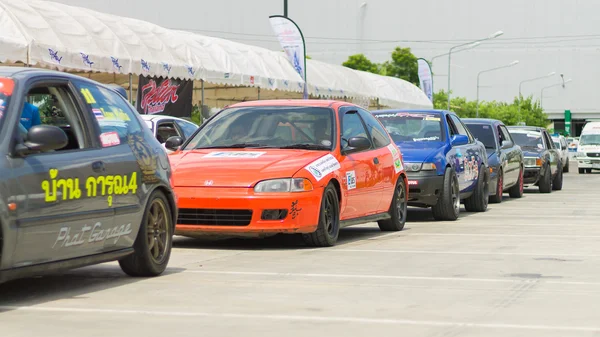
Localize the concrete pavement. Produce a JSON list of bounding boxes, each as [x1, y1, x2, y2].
[[2, 162, 600, 337]]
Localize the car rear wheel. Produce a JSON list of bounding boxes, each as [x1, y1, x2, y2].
[[119, 190, 173, 277], [538, 165, 552, 193], [432, 167, 460, 221], [508, 166, 524, 198], [552, 163, 563, 191], [303, 183, 340, 247], [563, 159, 569, 173], [464, 165, 489, 212], [489, 169, 503, 204], [378, 177, 407, 231]]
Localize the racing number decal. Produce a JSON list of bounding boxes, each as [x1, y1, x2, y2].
[[80, 88, 97, 104]]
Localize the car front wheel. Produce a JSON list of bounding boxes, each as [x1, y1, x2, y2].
[[464, 165, 489, 212], [303, 183, 340, 247], [378, 177, 407, 231], [432, 167, 460, 221], [119, 190, 174, 277]]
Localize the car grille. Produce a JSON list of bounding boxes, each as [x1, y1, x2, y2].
[[586, 152, 600, 158], [178, 208, 252, 226]]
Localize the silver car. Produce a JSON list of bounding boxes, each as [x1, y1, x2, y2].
[[140, 115, 199, 153], [552, 135, 570, 172]]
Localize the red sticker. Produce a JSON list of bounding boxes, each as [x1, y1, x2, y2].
[[100, 132, 120, 147], [408, 180, 418, 186]]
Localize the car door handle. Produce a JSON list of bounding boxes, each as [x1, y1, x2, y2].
[[92, 161, 105, 173], [373, 157, 379, 165]]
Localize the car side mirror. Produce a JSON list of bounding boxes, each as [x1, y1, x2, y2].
[[14, 125, 68, 156], [501, 140, 511, 149], [450, 134, 469, 146], [165, 136, 184, 151], [343, 136, 371, 154]]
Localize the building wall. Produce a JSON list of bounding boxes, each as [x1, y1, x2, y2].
[[50, 0, 599, 115]]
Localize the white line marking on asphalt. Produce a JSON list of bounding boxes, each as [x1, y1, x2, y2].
[[410, 233, 600, 238], [333, 249, 600, 257], [183, 270, 600, 286], [1, 305, 599, 332]]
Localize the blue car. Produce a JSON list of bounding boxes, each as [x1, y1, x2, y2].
[[372, 109, 490, 220], [463, 118, 525, 203]]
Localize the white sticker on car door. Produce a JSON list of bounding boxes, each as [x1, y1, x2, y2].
[[346, 170, 356, 190]]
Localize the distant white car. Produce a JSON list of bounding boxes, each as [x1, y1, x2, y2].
[[140, 114, 199, 153], [552, 135, 569, 172]]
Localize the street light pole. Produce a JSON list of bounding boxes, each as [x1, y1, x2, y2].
[[541, 79, 572, 108], [429, 42, 480, 69], [447, 30, 504, 110], [476, 60, 519, 117], [518, 71, 556, 116], [284, 0, 288, 17]]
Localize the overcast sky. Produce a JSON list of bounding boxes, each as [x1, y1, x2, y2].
[[52, 0, 599, 114]]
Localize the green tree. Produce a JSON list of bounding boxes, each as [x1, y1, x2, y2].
[[380, 47, 419, 86], [342, 54, 379, 74]]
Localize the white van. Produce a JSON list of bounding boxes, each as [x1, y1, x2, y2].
[[576, 122, 600, 173]]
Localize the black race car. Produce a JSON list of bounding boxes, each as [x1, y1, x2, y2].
[[506, 126, 563, 193], [0, 67, 177, 284], [463, 118, 524, 203]]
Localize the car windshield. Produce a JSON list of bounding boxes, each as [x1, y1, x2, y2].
[[579, 134, 600, 146], [510, 130, 544, 149], [465, 123, 496, 149], [184, 106, 334, 150], [374, 112, 443, 143]]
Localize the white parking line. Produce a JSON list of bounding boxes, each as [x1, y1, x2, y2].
[[333, 249, 600, 257], [183, 270, 600, 286], [410, 233, 600, 238], [1, 305, 599, 332]]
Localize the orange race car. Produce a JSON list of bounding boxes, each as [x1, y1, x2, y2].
[[165, 100, 408, 246]]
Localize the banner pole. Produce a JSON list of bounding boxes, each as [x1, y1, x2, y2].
[[128, 74, 133, 104]]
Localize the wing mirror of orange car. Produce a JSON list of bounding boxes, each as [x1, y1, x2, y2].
[[342, 136, 372, 155], [165, 136, 184, 151]]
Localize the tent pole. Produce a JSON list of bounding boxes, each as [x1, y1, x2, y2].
[[201, 79, 205, 106], [26, 46, 31, 67], [376, 98, 380, 110], [128, 74, 133, 104], [258, 87, 261, 100]]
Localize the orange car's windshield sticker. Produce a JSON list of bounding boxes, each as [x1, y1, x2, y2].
[[203, 151, 266, 159], [304, 154, 340, 181]]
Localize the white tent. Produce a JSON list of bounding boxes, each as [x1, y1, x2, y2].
[[0, 0, 433, 109]]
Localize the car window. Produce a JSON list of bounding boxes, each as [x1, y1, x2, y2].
[[184, 106, 334, 150], [465, 123, 496, 149], [156, 121, 180, 143], [19, 83, 91, 152], [449, 115, 473, 142], [341, 111, 370, 150], [374, 111, 444, 143], [499, 125, 513, 145], [544, 132, 554, 149], [175, 119, 198, 138], [73, 81, 143, 148], [357, 108, 390, 148]]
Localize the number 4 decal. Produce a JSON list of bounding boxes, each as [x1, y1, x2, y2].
[[80, 88, 97, 104]]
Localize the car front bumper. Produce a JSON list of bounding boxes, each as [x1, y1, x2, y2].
[[577, 155, 600, 169], [405, 171, 444, 207], [174, 186, 322, 238], [523, 167, 541, 185]]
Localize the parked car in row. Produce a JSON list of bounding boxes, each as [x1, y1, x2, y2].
[[140, 115, 199, 153], [0, 67, 177, 284], [552, 134, 570, 172], [165, 100, 409, 247], [507, 126, 563, 193], [463, 118, 524, 203], [576, 122, 600, 174], [372, 109, 490, 221]]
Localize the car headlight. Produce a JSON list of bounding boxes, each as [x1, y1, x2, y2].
[[524, 157, 542, 167], [254, 178, 314, 193], [405, 162, 436, 172]]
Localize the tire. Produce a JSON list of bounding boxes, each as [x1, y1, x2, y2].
[[489, 169, 503, 204], [464, 165, 489, 212], [552, 163, 563, 191], [538, 164, 552, 193], [563, 160, 569, 173], [378, 177, 407, 231], [119, 190, 173, 277], [303, 183, 340, 247], [432, 167, 460, 221], [579, 168, 585, 174], [508, 166, 524, 198]]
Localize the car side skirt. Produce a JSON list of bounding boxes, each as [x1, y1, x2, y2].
[[340, 212, 390, 228], [0, 248, 134, 284]]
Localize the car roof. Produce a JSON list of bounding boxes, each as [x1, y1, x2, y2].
[[227, 99, 353, 108], [372, 109, 448, 115], [462, 118, 503, 125], [507, 125, 545, 132], [139, 114, 193, 122]]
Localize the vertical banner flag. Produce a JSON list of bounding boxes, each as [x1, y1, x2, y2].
[[417, 58, 434, 103], [269, 15, 308, 99], [136, 75, 193, 118]]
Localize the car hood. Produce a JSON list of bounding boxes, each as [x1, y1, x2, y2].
[[169, 149, 330, 187], [522, 148, 544, 157], [396, 141, 444, 163]]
